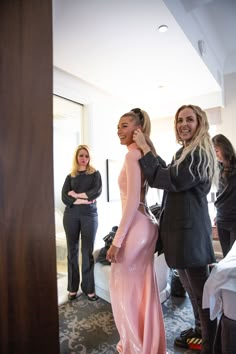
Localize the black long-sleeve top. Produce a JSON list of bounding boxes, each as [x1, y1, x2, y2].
[[215, 161, 236, 225], [61, 170, 102, 213]]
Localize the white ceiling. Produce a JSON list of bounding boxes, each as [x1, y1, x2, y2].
[[53, 0, 236, 118]]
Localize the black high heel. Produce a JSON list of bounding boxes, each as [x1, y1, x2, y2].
[[68, 293, 77, 301], [87, 294, 99, 301]]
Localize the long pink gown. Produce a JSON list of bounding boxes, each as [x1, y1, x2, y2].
[[110, 143, 166, 354]]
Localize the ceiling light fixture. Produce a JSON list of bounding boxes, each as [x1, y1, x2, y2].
[[158, 25, 168, 33]]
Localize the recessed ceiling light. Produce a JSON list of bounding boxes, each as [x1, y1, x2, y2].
[[158, 25, 168, 33]]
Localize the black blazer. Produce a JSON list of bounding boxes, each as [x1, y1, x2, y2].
[[139, 149, 215, 269]]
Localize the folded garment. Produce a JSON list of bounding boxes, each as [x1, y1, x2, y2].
[[203, 241, 236, 320]]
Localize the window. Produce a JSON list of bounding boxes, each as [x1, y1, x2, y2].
[[53, 95, 83, 210]]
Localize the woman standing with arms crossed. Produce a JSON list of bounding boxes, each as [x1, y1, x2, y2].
[[212, 134, 236, 257], [134, 105, 218, 354], [62, 144, 102, 301], [107, 109, 166, 354]]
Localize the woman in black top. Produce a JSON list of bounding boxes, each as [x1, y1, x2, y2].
[[134, 105, 218, 354], [62, 144, 102, 301], [212, 134, 236, 257]]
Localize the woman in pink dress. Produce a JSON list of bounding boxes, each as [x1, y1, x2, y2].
[[106, 109, 166, 354]]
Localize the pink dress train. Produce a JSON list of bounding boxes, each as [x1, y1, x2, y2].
[[110, 143, 166, 354]]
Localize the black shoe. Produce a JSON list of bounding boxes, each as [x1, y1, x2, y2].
[[87, 294, 99, 301], [68, 293, 77, 301], [174, 327, 202, 349]]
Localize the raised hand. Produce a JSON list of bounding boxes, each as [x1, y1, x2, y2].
[[133, 128, 153, 155]]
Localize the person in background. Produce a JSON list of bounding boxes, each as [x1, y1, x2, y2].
[[133, 104, 218, 354], [212, 134, 236, 257], [107, 109, 166, 354], [62, 144, 102, 301]]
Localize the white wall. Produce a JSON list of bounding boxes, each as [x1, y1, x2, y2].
[[205, 72, 236, 148], [218, 72, 236, 147], [53, 95, 83, 211]]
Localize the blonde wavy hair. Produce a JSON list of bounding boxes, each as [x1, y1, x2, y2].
[[71, 145, 96, 177], [174, 104, 218, 184]]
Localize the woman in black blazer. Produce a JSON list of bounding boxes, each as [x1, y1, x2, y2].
[[133, 104, 218, 354]]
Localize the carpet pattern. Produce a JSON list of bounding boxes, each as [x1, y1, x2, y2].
[[59, 294, 118, 354], [59, 294, 195, 354]]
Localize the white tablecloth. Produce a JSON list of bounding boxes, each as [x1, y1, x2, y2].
[[203, 241, 236, 320]]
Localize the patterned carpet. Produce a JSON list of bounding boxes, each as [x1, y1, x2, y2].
[[59, 294, 196, 354]]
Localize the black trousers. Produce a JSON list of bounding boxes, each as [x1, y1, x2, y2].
[[214, 314, 236, 354], [63, 208, 98, 294], [216, 222, 236, 257], [178, 267, 217, 354]]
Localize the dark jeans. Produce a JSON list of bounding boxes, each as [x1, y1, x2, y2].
[[63, 208, 98, 294], [216, 222, 236, 257], [214, 314, 236, 354], [177, 267, 217, 354]]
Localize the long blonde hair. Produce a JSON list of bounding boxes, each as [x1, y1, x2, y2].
[[71, 145, 96, 177], [174, 104, 218, 184]]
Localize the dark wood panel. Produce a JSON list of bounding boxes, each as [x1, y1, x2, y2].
[[0, 1, 59, 353]]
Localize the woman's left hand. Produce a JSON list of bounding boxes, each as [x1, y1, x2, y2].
[[68, 191, 89, 200], [77, 192, 88, 199], [106, 244, 120, 263], [68, 190, 78, 198], [74, 198, 95, 205]]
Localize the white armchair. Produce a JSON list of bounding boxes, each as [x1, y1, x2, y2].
[[93, 250, 170, 303]]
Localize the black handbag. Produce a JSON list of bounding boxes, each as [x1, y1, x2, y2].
[[149, 203, 161, 222], [170, 269, 186, 297], [96, 226, 118, 265], [103, 226, 118, 248], [149, 203, 163, 254]]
